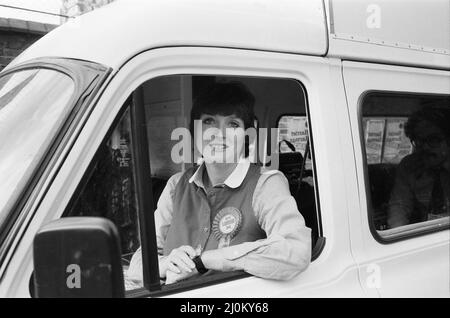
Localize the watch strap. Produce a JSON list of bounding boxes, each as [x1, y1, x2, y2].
[[193, 255, 208, 274]]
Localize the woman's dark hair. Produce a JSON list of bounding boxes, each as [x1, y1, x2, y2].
[[190, 81, 256, 157], [404, 106, 450, 142]]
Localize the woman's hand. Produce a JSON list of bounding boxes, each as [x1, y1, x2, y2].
[[165, 266, 198, 284], [164, 248, 226, 284], [159, 245, 197, 278]]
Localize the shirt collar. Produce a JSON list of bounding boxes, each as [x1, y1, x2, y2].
[[188, 157, 251, 189]]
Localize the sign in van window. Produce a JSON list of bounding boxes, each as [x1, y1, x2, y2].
[[277, 115, 311, 169], [363, 117, 412, 164], [363, 118, 385, 164], [383, 118, 413, 164]]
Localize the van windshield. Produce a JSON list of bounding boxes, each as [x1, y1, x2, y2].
[[0, 69, 75, 227]]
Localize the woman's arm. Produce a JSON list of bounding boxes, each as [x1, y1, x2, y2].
[[201, 171, 311, 280]]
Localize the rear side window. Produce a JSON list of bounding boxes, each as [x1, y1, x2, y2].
[[361, 93, 450, 241]]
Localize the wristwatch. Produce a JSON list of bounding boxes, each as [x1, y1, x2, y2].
[[193, 255, 208, 274]]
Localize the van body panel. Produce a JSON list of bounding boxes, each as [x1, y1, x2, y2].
[[326, 0, 450, 70], [6, 0, 449, 72], [5, 0, 328, 71], [330, 0, 449, 52], [343, 60, 450, 297]]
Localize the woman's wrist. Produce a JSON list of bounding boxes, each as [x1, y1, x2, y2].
[[200, 249, 223, 271], [193, 255, 208, 274]]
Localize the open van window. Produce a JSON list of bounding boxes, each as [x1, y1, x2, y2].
[[63, 74, 319, 295], [361, 92, 450, 242], [0, 69, 75, 227]]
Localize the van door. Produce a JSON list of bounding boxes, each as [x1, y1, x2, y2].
[[2, 48, 364, 297], [343, 61, 450, 297]]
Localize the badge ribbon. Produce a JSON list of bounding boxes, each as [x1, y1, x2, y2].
[[212, 207, 243, 249]]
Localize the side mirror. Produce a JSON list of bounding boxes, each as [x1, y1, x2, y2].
[[33, 217, 125, 298]]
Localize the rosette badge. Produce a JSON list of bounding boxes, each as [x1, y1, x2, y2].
[[212, 207, 243, 248]]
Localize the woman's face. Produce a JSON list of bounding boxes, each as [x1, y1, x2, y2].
[[195, 113, 246, 163]]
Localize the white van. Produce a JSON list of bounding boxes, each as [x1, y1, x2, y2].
[[0, 0, 449, 298]]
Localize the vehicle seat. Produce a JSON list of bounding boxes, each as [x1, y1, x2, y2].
[[279, 150, 318, 246]]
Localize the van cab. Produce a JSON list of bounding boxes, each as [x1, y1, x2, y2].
[[0, 0, 449, 298]]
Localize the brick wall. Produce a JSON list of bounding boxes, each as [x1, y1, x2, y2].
[[0, 31, 42, 71]]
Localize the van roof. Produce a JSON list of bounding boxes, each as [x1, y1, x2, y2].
[[8, 0, 327, 70], [7, 0, 450, 71]]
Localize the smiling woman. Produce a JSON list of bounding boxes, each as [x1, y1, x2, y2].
[[197, 113, 246, 165], [126, 78, 312, 287], [56, 73, 317, 294]]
